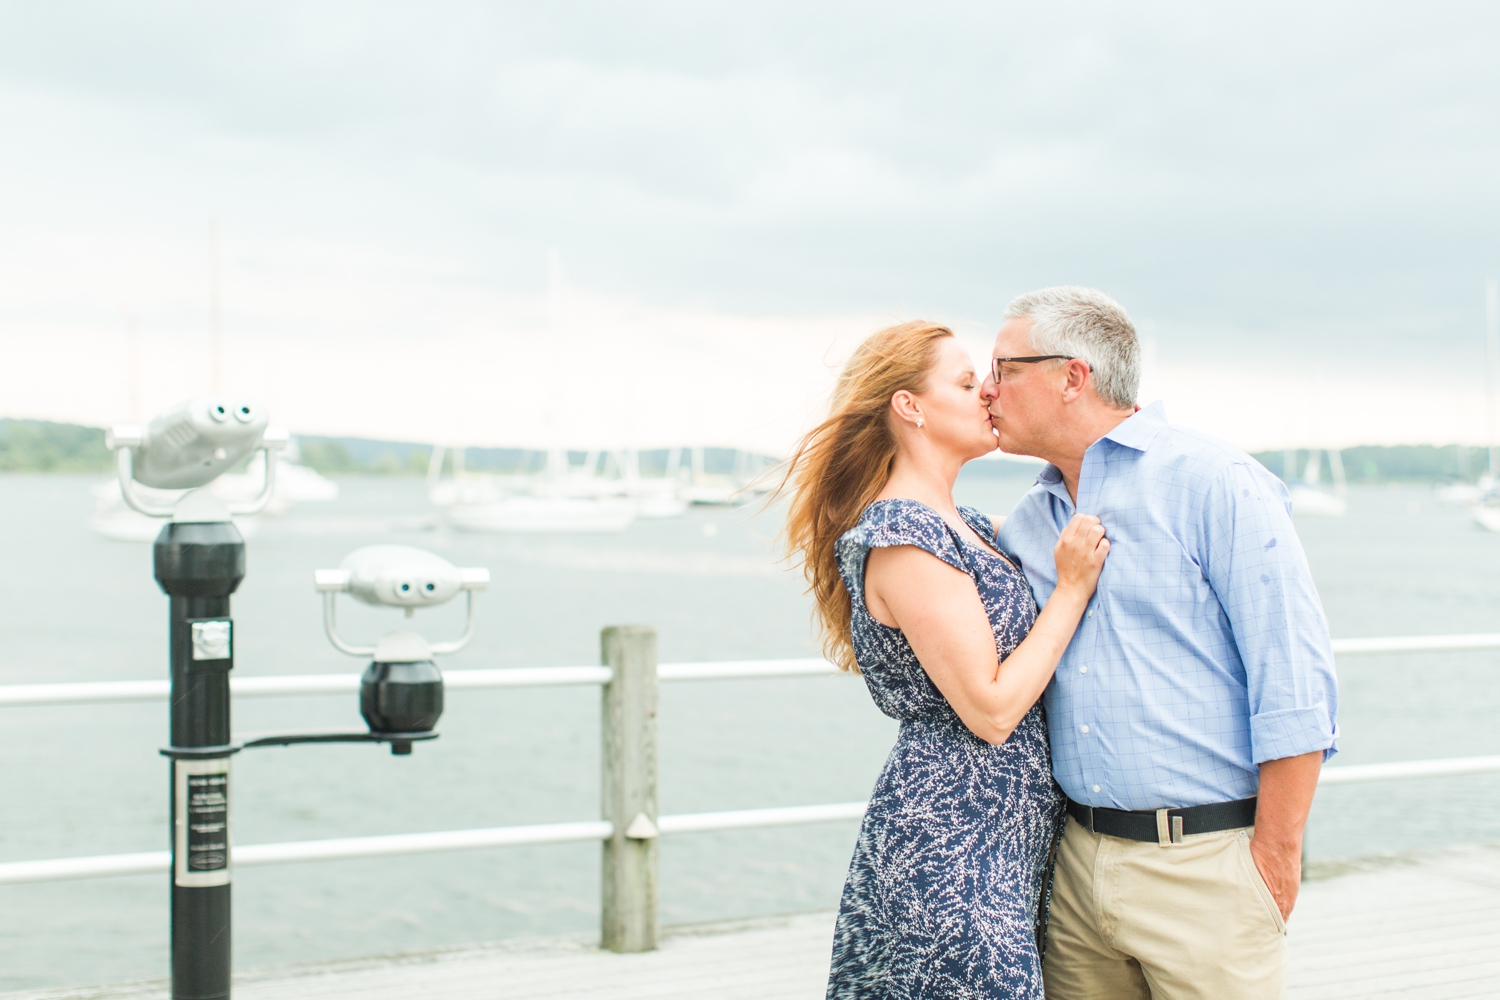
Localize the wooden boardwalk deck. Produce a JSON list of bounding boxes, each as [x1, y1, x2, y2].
[[10, 843, 1500, 1000]]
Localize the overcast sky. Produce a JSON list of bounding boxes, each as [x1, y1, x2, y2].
[[2, 2, 1499, 450]]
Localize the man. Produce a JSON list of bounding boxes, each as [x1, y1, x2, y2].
[[987, 286, 1339, 999]]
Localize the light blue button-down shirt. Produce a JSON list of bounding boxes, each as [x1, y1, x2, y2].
[[996, 402, 1339, 811]]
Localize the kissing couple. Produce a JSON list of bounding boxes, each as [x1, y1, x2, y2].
[[780, 287, 1340, 1000]]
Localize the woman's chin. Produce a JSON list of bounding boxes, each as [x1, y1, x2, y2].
[[966, 437, 1001, 460]]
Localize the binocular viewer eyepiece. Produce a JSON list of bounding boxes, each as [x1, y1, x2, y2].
[[317, 546, 490, 753], [319, 545, 489, 612], [107, 396, 288, 518]]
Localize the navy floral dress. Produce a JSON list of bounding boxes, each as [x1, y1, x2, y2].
[[826, 499, 1065, 1000]]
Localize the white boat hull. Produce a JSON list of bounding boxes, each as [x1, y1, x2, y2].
[[1290, 486, 1348, 517], [87, 510, 260, 542], [1437, 483, 1484, 505], [681, 484, 740, 505], [444, 499, 636, 534], [635, 497, 688, 519]]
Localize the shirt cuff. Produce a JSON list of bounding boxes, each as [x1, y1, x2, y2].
[[1250, 706, 1338, 764]]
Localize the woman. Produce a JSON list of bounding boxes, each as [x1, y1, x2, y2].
[[779, 321, 1109, 999]]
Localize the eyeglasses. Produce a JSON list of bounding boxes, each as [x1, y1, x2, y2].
[[991, 355, 1081, 383]]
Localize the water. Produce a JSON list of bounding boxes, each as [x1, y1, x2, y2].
[[1, 472, 1499, 989]]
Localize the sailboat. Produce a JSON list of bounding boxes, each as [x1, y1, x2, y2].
[[1288, 448, 1348, 517], [607, 448, 688, 518], [1428, 445, 1483, 504], [214, 444, 339, 507], [1472, 281, 1500, 532], [433, 446, 638, 534], [678, 446, 774, 505]]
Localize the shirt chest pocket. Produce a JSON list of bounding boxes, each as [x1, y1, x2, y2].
[[1103, 526, 1216, 611]]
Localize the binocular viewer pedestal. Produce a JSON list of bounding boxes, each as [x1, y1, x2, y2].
[[102, 398, 488, 1000], [148, 503, 472, 999]]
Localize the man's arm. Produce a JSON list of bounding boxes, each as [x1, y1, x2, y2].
[[1251, 750, 1322, 921], [1199, 463, 1338, 922]]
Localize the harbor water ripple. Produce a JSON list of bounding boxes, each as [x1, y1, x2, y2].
[[1, 471, 1498, 989]]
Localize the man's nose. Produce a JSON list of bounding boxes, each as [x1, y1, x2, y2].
[[981, 374, 999, 402]]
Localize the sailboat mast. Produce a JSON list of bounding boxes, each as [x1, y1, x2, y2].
[[1488, 279, 1499, 478], [125, 312, 141, 423], [209, 220, 223, 394]]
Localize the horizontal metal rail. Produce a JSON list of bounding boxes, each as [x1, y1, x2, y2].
[[0, 660, 843, 708], [0, 803, 866, 886], [658, 658, 836, 681], [0, 667, 616, 707], [656, 802, 866, 834], [0, 679, 172, 706], [1329, 633, 1500, 655], [5, 634, 1500, 708], [10, 753, 1500, 888], [1316, 754, 1500, 785]]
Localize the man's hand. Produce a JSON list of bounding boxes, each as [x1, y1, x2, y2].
[[1248, 832, 1301, 921], [1251, 749, 1324, 922]]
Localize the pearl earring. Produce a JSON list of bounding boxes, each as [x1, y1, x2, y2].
[[916, 418, 924, 428]]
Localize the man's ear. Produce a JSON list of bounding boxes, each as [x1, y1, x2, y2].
[[1060, 359, 1091, 402]]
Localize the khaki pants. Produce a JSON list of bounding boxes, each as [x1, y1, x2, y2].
[[1043, 815, 1286, 1000]]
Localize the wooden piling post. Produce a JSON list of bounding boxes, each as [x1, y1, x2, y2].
[[600, 625, 659, 952]]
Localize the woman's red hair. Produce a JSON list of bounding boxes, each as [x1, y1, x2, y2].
[[775, 321, 953, 672]]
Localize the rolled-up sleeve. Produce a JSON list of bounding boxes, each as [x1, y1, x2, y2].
[[1200, 463, 1340, 764]]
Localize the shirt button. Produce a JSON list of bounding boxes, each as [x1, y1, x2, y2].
[[1081, 725, 1090, 734], [1093, 784, 1101, 793], [1086, 610, 1094, 619], [1079, 665, 1088, 674]]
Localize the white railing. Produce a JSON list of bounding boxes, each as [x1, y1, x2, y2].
[[0, 659, 837, 707], [1315, 754, 1500, 784], [4, 631, 1492, 708], [0, 803, 876, 886], [4, 753, 1495, 888], [1329, 633, 1500, 655], [3, 632, 1499, 949]]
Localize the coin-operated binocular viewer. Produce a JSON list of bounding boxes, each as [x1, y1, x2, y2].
[[312, 545, 490, 754], [105, 400, 488, 1000], [106, 398, 284, 1000]]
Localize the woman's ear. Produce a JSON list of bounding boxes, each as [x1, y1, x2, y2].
[[889, 389, 923, 428]]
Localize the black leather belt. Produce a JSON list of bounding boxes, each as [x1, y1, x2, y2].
[[1066, 796, 1258, 845]]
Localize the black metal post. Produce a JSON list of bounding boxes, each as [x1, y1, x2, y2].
[[155, 519, 245, 1000]]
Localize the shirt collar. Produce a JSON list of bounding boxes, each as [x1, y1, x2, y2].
[[1034, 463, 1069, 501], [1100, 400, 1168, 453], [1030, 401, 1167, 497]]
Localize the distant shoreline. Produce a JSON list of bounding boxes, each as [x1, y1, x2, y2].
[[0, 417, 1488, 484]]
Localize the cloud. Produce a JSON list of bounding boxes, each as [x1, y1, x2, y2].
[[2, 2, 1500, 450]]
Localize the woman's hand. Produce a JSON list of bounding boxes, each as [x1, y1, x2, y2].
[[1053, 514, 1109, 598], [867, 513, 1109, 747]]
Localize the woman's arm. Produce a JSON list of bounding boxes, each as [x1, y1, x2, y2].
[[865, 515, 1108, 745]]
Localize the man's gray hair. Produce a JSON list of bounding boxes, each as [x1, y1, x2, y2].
[[1003, 286, 1139, 409]]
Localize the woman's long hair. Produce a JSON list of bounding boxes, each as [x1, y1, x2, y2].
[[776, 321, 954, 673]]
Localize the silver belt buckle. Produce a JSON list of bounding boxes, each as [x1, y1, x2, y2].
[[1156, 808, 1185, 847]]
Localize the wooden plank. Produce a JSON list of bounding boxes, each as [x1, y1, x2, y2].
[[1288, 845, 1500, 1000], [0, 914, 831, 1000], [11, 845, 1500, 1000]]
